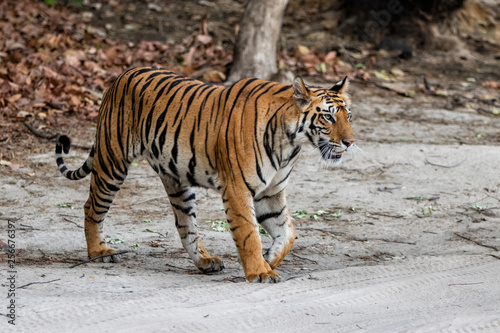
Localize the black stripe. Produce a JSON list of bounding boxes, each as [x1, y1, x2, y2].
[[275, 168, 293, 187], [153, 75, 173, 90], [171, 118, 182, 163], [256, 161, 266, 185], [171, 203, 195, 217], [263, 116, 278, 170], [158, 122, 168, 154], [169, 189, 187, 197], [197, 86, 217, 132], [283, 146, 301, 167], [182, 193, 196, 202], [242, 232, 252, 248], [254, 188, 285, 202], [187, 122, 198, 186], [139, 78, 153, 96], [272, 84, 292, 95], [144, 102, 157, 143], [257, 206, 286, 224], [81, 162, 92, 174], [168, 159, 179, 178], [204, 122, 215, 170], [151, 142, 159, 159], [164, 80, 184, 109], [159, 164, 168, 176], [102, 179, 120, 193]]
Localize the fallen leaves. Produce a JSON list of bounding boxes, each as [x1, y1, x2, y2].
[[290, 44, 357, 80], [483, 81, 500, 89], [0, 159, 24, 170], [376, 82, 415, 97]]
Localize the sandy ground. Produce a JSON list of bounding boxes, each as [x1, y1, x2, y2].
[[1, 80, 500, 332]]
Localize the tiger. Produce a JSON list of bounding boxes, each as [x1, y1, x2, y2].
[[55, 67, 355, 283]]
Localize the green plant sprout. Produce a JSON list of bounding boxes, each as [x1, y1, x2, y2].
[[293, 210, 308, 218], [471, 203, 488, 211], [208, 220, 230, 232], [331, 210, 342, 218], [420, 206, 436, 215]]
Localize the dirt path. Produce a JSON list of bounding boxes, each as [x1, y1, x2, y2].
[[1, 78, 500, 331]]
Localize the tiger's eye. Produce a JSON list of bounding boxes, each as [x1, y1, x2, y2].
[[323, 114, 335, 123]]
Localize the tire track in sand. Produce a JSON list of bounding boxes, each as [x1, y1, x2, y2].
[[9, 254, 500, 332]]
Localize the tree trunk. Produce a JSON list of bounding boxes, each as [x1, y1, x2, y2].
[[226, 0, 288, 83]]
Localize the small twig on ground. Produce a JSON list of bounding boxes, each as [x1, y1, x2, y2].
[[69, 64, 85, 76], [454, 233, 500, 251], [425, 158, 466, 168], [18, 279, 61, 289], [68, 251, 129, 268], [448, 282, 484, 286], [378, 186, 403, 193], [378, 239, 416, 245], [480, 193, 500, 203], [63, 217, 84, 229], [291, 252, 318, 264], [298, 228, 414, 245], [347, 236, 415, 245], [164, 263, 192, 271], [422, 76, 431, 90], [296, 227, 345, 237], [477, 108, 500, 117], [58, 214, 80, 218], [369, 211, 406, 218], [24, 122, 92, 150], [24, 122, 58, 140], [19, 223, 40, 231], [114, 197, 160, 207], [218, 276, 246, 283]]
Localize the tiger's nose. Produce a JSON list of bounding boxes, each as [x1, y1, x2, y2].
[[342, 139, 355, 147]]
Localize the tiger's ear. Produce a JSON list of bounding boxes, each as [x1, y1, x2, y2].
[[293, 76, 311, 110], [331, 76, 348, 95]]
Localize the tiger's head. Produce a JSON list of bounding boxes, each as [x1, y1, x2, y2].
[[292, 76, 355, 166]]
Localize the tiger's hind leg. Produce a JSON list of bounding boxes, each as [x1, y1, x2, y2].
[[161, 179, 225, 273], [83, 158, 129, 263], [254, 189, 295, 270]]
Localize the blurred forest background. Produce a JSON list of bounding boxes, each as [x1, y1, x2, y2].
[[0, 0, 499, 161]]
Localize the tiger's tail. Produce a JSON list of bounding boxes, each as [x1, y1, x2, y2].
[[55, 134, 94, 180]]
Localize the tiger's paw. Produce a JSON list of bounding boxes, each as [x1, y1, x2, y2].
[[88, 248, 121, 263], [246, 270, 280, 283], [197, 256, 226, 274]]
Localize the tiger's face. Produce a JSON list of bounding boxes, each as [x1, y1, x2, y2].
[[293, 76, 355, 166]]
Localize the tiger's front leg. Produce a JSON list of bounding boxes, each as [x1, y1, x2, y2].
[[254, 189, 295, 269], [223, 185, 280, 283]]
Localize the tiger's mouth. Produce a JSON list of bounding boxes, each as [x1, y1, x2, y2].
[[331, 151, 344, 160], [320, 148, 344, 161], [316, 139, 347, 163]]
